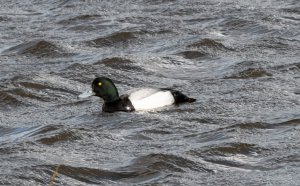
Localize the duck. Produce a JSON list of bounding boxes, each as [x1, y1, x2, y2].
[[78, 77, 196, 112]]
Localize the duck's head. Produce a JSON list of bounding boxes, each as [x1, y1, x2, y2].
[[78, 77, 120, 102]]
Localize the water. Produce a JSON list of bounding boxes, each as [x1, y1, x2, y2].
[[0, 0, 299, 185]]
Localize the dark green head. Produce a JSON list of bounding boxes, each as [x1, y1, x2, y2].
[[92, 77, 120, 102]]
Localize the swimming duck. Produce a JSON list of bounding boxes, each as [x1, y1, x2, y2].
[[79, 77, 196, 112]]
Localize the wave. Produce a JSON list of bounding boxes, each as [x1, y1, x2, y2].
[[2, 40, 74, 58], [86, 32, 138, 48], [224, 68, 272, 79], [30, 153, 211, 184]]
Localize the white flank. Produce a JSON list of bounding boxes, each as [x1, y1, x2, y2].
[[128, 88, 175, 111]]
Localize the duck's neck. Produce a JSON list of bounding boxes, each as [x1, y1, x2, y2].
[[103, 94, 120, 103]]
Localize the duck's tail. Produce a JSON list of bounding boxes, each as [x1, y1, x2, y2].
[[167, 89, 196, 104], [185, 97, 196, 103]]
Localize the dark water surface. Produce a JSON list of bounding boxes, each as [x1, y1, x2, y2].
[[1, 0, 299, 185]]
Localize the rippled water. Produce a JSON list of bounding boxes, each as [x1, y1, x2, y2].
[[0, 0, 299, 185]]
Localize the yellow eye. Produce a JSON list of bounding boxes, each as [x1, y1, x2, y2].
[[98, 82, 102, 86]]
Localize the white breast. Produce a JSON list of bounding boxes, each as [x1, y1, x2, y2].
[[128, 88, 175, 111]]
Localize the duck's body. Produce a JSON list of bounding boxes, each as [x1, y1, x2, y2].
[[127, 88, 175, 111], [79, 77, 196, 113]]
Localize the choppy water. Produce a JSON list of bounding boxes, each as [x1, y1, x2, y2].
[[0, 0, 299, 185]]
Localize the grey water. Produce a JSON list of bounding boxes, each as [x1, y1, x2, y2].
[[0, 0, 299, 185]]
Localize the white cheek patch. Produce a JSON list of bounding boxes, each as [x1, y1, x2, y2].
[[129, 90, 175, 111]]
